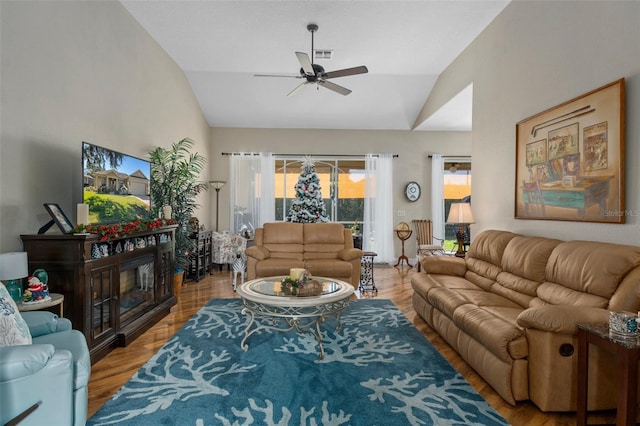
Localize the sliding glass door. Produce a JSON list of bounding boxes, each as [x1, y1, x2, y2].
[[275, 157, 365, 228], [443, 159, 472, 250]]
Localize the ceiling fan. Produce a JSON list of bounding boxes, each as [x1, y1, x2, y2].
[[255, 24, 368, 96]]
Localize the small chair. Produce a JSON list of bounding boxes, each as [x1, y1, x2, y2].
[[212, 231, 247, 271], [412, 220, 445, 272], [1, 284, 90, 426], [523, 180, 546, 216]]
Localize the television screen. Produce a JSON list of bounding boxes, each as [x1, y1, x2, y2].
[[82, 141, 152, 224]]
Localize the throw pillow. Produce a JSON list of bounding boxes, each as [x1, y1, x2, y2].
[[0, 282, 32, 346]]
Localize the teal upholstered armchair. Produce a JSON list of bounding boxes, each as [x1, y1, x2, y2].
[[0, 310, 91, 426]]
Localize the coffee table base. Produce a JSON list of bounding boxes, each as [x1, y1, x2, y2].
[[240, 298, 350, 360]]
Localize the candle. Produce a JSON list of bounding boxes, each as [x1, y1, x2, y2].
[[289, 268, 306, 281], [163, 205, 172, 220], [77, 203, 89, 226]]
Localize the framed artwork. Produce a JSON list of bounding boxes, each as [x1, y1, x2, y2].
[[515, 78, 625, 223], [43, 203, 74, 233]]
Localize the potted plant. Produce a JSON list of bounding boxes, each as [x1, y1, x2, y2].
[[149, 138, 208, 292]]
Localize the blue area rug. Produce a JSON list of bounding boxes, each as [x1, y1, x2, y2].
[[88, 299, 508, 425]]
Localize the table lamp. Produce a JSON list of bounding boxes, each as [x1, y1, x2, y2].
[[0, 252, 29, 302], [209, 180, 226, 231], [447, 203, 475, 258]]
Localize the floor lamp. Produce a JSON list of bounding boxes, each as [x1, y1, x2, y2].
[[446, 203, 475, 258], [209, 180, 226, 231]]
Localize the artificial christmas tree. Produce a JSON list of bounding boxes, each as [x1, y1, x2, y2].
[[286, 157, 329, 223]]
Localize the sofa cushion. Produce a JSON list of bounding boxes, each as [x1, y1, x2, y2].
[[305, 259, 352, 279], [262, 222, 304, 259], [609, 266, 640, 311], [466, 230, 519, 272], [452, 304, 527, 362], [21, 311, 72, 338], [303, 223, 347, 260], [463, 230, 518, 291], [255, 258, 305, 277], [540, 241, 640, 306], [501, 236, 562, 282]]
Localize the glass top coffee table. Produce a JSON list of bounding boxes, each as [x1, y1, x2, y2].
[[236, 276, 354, 359]]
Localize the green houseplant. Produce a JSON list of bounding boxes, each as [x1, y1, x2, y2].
[[149, 138, 208, 278]]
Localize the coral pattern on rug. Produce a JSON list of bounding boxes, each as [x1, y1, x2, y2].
[[88, 299, 508, 426]]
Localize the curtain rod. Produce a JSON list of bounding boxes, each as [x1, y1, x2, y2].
[[222, 152, 398, 158], [427, 155, 471, 159]]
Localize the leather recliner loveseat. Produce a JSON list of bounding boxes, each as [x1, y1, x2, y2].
[[411, 229, 640, 412], [245, 222, 363, 287], [0, 310, 91, 426]]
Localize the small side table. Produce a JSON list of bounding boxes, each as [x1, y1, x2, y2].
[[359, 251, 378, 293], [18, 293, 64, 317], [577, 323, 639, 426]]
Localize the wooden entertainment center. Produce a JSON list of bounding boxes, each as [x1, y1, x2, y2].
[[21, 225, 177, 363]]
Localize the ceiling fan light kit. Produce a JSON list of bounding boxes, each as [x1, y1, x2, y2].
[[255, 23, 368, 96]]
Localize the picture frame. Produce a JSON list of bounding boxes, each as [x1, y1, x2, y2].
[[43, 203, 74, 234], [515, 78, 625, 223]]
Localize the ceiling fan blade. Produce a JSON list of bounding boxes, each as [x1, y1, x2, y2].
[[323, 65, 368, 79], [254, 73, 302, 78], [287, 81, 310, 97], [295, 52, 314, 76], [318, 80, 352, 96]]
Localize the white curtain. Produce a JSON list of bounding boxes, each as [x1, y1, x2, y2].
[[431, 154, 445, 239], [364, 154, 394, 263], [230, 153, 275, 235]]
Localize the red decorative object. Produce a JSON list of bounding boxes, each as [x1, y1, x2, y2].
[[72, 218, 176, 241]]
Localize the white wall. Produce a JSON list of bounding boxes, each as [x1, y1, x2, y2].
[[209, 127, 471, 258], [0, 1, 211, 252], [422, 0, 640, 244]]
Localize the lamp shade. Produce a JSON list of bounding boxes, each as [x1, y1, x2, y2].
[[447, 203, 475, 224], [0, 252, 29, 280], [209, 180, 226, 190]]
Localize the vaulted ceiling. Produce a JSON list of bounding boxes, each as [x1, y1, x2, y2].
[[121, 1, 509, 131]]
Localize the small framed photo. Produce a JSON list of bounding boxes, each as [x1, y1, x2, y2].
[[43, 203, 74, 234]]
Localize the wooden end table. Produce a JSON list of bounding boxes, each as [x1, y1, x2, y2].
[[577, 323, 639, 426], [18, 293, 64, 317]]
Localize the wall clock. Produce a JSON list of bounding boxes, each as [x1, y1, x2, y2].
[[405, 182, 421, 202]]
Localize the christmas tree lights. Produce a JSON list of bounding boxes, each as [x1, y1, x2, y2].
[[286, 156, 329, 223]]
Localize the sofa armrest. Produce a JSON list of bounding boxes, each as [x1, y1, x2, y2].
[[517, 305, 610, 335], [22, 311, 72, 338], [0, 346, 74, 426], [245, 245, 270, 261], [0, 344, 60, 381], [421, 256, 466, 276], [338, 248, 363, 261]]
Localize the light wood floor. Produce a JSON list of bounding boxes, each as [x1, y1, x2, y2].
[[88, 265, 619, 425]]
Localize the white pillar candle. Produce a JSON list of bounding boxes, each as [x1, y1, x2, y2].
[[289, 268, 306, 281], [77, 203, 89, 226], [163, 205, 172, 220]]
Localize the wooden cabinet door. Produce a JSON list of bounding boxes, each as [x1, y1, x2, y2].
[[87, 260, 118, 349]]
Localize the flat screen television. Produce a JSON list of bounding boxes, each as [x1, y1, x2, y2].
[[82, 141, 152, 224]]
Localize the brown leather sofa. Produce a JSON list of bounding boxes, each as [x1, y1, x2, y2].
[[411, 229, 640, 412], [245, 222, 363, 287]]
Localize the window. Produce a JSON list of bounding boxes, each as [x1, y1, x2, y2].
[[443, 160, 472, 250], [275, 157, 365, 228]]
